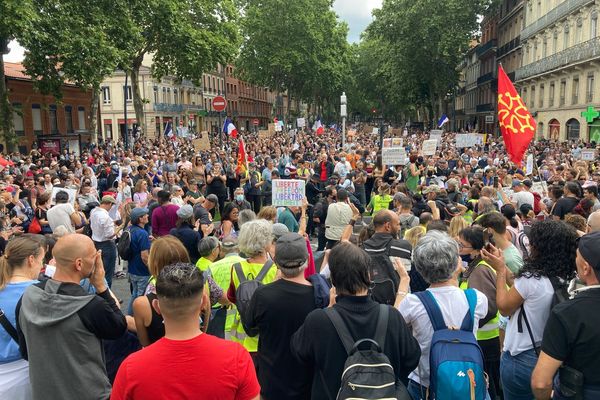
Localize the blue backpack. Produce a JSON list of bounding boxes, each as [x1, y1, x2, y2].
[[415, 289, 487, 400]]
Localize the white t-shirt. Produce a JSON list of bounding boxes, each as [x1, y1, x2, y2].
[[47, 203, 76, 233], [511, 191, 535, 209], [398, 286, 488, 386], [503, 275, 553, 356]]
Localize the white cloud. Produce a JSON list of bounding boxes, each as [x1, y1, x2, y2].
[[333, 0, 383, 43], [3, 40, 25, 63]]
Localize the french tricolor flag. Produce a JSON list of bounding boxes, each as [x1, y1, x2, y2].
[[223, 118, 238, 138], [313, 119, 324, 135]]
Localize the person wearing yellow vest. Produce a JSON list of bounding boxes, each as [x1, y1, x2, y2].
[[226, 219, 277, 358], [195, 236, 220, 272], [367, 183, 393, 215], [207, 236, 244, 339], [457, 226, 502, 400]]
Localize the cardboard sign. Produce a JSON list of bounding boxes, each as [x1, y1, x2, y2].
[[391, 128, 402, 136], [297, 118, 305, 128], [581, 150, 596, 161], [268, 123, 276, 135], [272, 179, 305, 207], [193, 132, 211, 152], [382, 147, 407, 166], [258, 130, 271, 139], [422, 139, 438, 156], [51, 187, 77, 206]]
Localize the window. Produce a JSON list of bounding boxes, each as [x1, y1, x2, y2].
[[32, 104, 42, 133], [542, 39, 547, 58], [553, 31, 558, 53], [549, 82, 555, 107], [592, 11, 598, 38], [49, 105, 58, 134], [587, 73, 595, 102], [533, 42, 538, 61], [560, 80, 566, 106], [564, 24, 570, 49], [173, 89, 178, 104], [78, 106, 86, 130], [64, 105, 74, 133], [123, 86, 133, 103], [162, 87, 167, 103], [572, 76, 579, 104], [522, 88, 528, 105], [153, 86, 159, 103], [12, 103, 24, 136], [531, 86, 536, 108], [102, 86, 111, 104], [576, 18, 583, 43], [539, 84, 545, 108]]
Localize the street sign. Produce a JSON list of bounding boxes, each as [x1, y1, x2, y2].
[[212, 96, 227, 112], [252, 119, 259, 126]]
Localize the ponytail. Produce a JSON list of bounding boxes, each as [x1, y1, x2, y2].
[[0, 234, 47, 291], [0, 255, 10, 291]]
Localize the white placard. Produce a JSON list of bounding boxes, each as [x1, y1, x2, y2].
[[526, 154, 534, 176], [455, 133, 481, 148], [530, 181, 548, 195], [372, 127, 379, 135], [429, 130, 443, 143], [297, 118, 305, 128], [581, 150, 596, 161], [51, 187, 77, 206], [272, 179, 305, 207], [422, 139, 438, 156], [382, 147, 407, 166]]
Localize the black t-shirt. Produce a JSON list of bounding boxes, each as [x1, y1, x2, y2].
[[245, 279, 317, 400], [541, 288, 600, 385], [552, 196, 579, 219]]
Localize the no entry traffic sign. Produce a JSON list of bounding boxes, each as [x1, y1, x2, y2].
[[212, 96, 227, 112]]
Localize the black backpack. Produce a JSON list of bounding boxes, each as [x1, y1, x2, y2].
[[117, 226, 136, 261], [399, 215, 418, 238], [234, 260, 274, 334], [325, 305, 411, 400], [365, 241, 400, 305]]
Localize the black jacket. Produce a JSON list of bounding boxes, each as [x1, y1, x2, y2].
[[291, 295, 420, 400], [313, 161, 334, 181]]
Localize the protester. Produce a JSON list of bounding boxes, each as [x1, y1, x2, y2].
[[112, 263, 260, 400], [90, 195, 118, 287], [324, 188, 353, 248], [0, 235, 46, 400], [17, 234, 127, 400], [291, 241, 420, 399], [126, 207, 152, 314], [170, 204, 202, 263], [46, 190, 81, 233]]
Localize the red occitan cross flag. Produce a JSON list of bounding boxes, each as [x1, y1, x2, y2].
[[497, 65, 536, 164], [236, 139, 248, 176]]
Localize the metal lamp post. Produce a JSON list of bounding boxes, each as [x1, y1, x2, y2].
[[340, 92, 347, 148]]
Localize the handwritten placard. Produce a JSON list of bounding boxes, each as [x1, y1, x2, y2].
[[429, 130, 443, 143], [382, 147, 407, 166], [422, 139, 438, 156], [581, 150, 596, 161], [272, 179, 305, 207]]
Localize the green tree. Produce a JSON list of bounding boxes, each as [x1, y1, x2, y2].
[[0, 0, 36, 148], [121, 0, 240, 133]]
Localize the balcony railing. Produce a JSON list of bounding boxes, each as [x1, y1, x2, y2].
[[497, 37, 521, 59], [153, 103, 207, 113], [521, 0, 595, 40], [477, 39, 497, 57], [477, 72, 496, 85], [477, 103, 494, 113], [516, 37, 600, 81]]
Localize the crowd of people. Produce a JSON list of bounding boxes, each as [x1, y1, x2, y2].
[[0, 125, 599, 400]]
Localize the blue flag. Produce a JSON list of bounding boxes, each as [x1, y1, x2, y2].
[[437, 114, 449, 128]]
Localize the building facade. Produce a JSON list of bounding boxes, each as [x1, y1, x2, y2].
[[516, 0, 600, 141], [100, 55, 205, 141], [5, 62, 94, 153], [497, 0, 525, 80], [477, 11, 500, 133], [464, 46, 481, 130], [202, 66, 226, 134]]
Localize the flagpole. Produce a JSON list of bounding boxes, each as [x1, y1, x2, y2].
[[219, 111, 223, 149]]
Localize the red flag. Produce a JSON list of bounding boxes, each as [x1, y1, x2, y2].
[[497, 65, 536, 164], [0, 156, 13, 167], [235, 139, 248, 176]]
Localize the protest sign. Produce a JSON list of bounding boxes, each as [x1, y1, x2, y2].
[[391, 128, 402, 136], [272, 179, 305, 207], [526, 154, 534, 175], [51, 187, 77, 206], [455, 133, 481, 148], [422, 139, 438, 156], [258, 130, 271, 139], [429, 130, 443, 143], [275, 123, 282, 132], [392, 138, 403, 147], [193, 132, 211, 152], [372, 127, 379, 135], [347, 129, 357, 137], [382, 147, 407, 166], [383, 138, 392, 148], [268, 123, 276, 135], [530, 181, 548, 195], [297, 118, 305, 128], [581, 150, 596, 161]]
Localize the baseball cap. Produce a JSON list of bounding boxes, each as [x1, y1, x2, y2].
[[130, 207, 149, 223], [272, 223, 290, 241], [274, 233, 308, 268], [522, 179, 533, 188], [578, 231, 600, 272], [511, 179, 523, 188], [101, 195, 116, 204], [176, 204, 193, 219]]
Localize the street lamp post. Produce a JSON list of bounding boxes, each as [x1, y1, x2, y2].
[[340, 92, 347, 148]]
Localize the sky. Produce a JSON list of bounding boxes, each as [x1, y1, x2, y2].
[[3, 1, 380, 62], [333, 0, 382, 43]]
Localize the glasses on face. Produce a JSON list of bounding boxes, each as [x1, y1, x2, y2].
[[458, 241, 472, 250]]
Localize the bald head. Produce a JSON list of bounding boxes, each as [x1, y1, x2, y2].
[[589, 211, 600, 233], [53, 234, 95, 271]]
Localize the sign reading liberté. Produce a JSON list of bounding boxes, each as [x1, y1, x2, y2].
[[272, 179, 305, 207]]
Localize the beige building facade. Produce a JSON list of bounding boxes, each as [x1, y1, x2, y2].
[[516, 0, 600, 141]]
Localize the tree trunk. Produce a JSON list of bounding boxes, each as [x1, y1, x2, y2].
[[130, 56, 146, 135], [0, 39, 16, 152], [89, 86, 100, 143]]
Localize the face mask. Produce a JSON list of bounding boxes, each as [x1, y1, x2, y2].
[[460, 254, 472, 263], [236, 195, 244, 202]]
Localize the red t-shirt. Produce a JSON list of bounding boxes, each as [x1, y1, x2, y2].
[[111, 333, 260, 400]]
